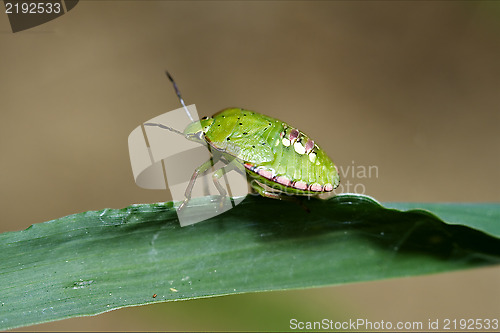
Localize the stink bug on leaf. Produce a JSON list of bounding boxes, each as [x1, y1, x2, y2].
[[145, 72, 340, 211]]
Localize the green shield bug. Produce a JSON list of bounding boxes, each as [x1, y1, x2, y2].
[[146, 72, 340, 211]]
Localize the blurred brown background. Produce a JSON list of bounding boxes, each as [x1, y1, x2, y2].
[[1, 1, 499, 331]]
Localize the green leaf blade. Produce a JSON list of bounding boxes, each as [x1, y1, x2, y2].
[[1, 194, 499, 330]]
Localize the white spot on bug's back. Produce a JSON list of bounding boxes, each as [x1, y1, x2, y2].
[[275, 138, 280, 146], [309, 152, 316, 163], [293, 141, 306, 155], [282, 138, 290, 147]]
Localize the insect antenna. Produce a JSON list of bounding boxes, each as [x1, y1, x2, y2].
[[165, 71, 195, 122], [143, 122, 184, 136], [144, 71, 195, 136]]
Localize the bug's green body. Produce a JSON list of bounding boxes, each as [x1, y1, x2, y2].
[[184, 108, 340, 197]]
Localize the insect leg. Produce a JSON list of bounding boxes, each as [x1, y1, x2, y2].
[[212, 158, 247, 209], [250, 181, 311, 213], [212, 168, 228, 197], [250, 181, 284, 200], [211, 167, 230, 210], [178, 156, 218, 212]]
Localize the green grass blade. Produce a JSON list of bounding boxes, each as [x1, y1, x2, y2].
[[0, 194, 499, 330], [384, 202, 500, 237]]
